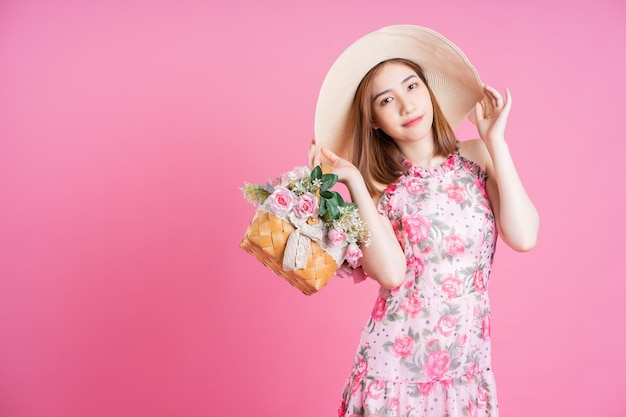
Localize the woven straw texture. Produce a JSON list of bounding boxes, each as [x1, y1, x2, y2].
[[240, 210, 338, 295]]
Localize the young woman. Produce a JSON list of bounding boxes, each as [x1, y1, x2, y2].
[[309, 26, 538, 417]]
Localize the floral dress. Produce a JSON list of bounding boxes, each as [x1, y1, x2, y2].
[[338, 152, 499, 417]]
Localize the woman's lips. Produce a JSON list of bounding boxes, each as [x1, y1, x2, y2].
[[403, 115, 423, 127]]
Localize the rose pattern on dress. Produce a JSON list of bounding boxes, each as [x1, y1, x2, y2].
[[371, 296, 387, 322], [390, 334, 415, 358], [339, 153, 499, 417]]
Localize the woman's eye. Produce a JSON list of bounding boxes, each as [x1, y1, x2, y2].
[[408, 83, 418, 90], [380, 97, 393, 106]]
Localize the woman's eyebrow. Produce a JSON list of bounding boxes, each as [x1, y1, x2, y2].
[[372, 75, 419, 102]]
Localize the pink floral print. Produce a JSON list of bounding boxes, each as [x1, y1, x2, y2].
[[391, 334, 414, 357], [400, 292, 422, 318], [403, 213, 431, 244], [424, 350, 451, 380], [444, 235, 466, 257], [338, 153, 499, 417], [371, 297, 387, 322]]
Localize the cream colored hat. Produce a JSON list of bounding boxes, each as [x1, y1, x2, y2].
[[314, 25, 484, 160]]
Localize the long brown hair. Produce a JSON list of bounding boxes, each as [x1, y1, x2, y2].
[[352, 58, 458, 196]]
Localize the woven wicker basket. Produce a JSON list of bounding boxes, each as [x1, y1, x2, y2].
[[240, 210, 338, 295]]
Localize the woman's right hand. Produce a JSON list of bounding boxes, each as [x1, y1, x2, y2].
[[308, 138, 360, 186]]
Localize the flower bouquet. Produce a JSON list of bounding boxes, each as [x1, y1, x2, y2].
[[240, 165, 370, 295]]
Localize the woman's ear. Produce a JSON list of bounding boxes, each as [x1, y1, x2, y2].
[[371, 119, 379, 129]]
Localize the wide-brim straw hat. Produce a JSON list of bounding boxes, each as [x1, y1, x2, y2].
[[314, 25, 484, 160]]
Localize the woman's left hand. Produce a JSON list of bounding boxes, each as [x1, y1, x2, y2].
[[474, 85, 512, 144]]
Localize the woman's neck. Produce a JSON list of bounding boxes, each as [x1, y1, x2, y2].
[[396, 138, 448, 169]]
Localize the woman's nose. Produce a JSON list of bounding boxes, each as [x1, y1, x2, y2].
[[399, 96, 416, 115]]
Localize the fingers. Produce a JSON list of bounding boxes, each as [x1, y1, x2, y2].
[[308, 138, 317, 167], [308, 138, 339, 169], [320, 146, 338, 163], [483, 85, 502, 111], [476, 85, 513, 122], [484, 85, 512, 109], [474, 101, 485, 122], [504, 87, 512, 109]]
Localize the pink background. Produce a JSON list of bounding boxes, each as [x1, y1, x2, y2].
[[1, 0, 624, 416]]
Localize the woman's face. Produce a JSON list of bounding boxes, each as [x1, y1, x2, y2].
[[370, 62, 434, 145]]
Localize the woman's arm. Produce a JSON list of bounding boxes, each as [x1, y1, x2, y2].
[[466, 86, 539, 251], [309, 141, 406, 288]]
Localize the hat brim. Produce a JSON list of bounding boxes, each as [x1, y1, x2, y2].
[[314, 25, 484, 160]]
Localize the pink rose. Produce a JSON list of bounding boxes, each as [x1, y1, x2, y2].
[[351, 266, 367, 284], [444, 235, 466, 257], [477, 385, 489, 408], [293, 192, 318, 219], [403, 213, 431, 244], [436, 315, 457, 336], [371, 296, 387, 322], [474, 269, 486, 293], [418, 382, 434, 396], [457, 334, 467, 346], [276, 166, 309, 187], [482, 312, 491, 341], [268, 186, 295, 214], [405, 177, 425, 195], [344, 243, 363, 268], [466, 362, 479, 382], [391, 334, 414, 357], [406, 256, 425, 276], [423, 350, 451, 380], [365, 379, 385, 399], [441, 275, 463, 298], [445, 184, 466, 203], [400, 292, 422, 318], [334, 264, 367, 284], [328, 228, 347, 246], [355, 355, 368, 377]]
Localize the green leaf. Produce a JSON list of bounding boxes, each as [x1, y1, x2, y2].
[[326, 199, 340, 219], [320, 173, 338, 191], [311, 165, 322, 181], [334, 191, 345, 206], [320, 191, 333, 199], [319, 199, 327, 217]]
